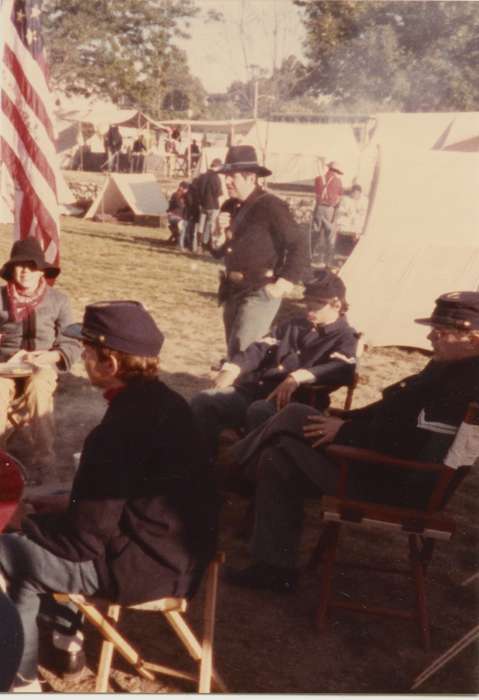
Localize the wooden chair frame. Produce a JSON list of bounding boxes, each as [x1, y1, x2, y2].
[[54, 554, 227, 693], [310, 444, 470, 650]]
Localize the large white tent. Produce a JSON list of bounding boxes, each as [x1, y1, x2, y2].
[[244, 119, 363, 187], [85, 174, 168, 220], [340, 146, 479, 349]]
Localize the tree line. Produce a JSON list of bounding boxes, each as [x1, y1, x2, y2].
[[43, 0, 479, 118]]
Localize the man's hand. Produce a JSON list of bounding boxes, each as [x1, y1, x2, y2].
[[214, 369, 239, 389], [264, 277, 294, 300], [267, 375, 299, 410], [302, 414, 345, 448], [218, 212, 231, 237], [23, 350, 61, 368]]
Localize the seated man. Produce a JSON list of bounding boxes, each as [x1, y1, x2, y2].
[[224, 292, 479, 592], [0, 238, 80, 483], [166, 180, 188, 248], [190, 270, 358, 463], [0, 300, 218, 692]]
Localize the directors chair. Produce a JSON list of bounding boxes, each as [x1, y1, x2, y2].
[[309, 403, 478, 650], [54, 553, 227, 693]]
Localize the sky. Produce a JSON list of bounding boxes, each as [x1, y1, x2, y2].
[[176, 0, 307, 94]]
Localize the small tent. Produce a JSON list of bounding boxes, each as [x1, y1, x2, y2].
[[85, 173, 168, 220], [340, 146, 479, 350]]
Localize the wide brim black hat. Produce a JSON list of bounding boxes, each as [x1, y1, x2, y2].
[[0, 238, 60, 281], [217, 145, 272, 177]]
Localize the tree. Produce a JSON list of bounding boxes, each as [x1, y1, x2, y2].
[[42, 0, 207, 117], [294, 0, 479, 111]]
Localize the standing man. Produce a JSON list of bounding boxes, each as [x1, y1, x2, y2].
[[105, 125, 123, 172], [311, 161, 343, 267], [0, 300, 218, 691], [216, 145, 308, 359], [197, 158, 223, 251]]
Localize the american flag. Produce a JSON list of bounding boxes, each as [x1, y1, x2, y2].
[[0, 0, 60, 265]]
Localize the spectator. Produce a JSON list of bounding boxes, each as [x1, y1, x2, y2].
[[167, 180, 189, 250], [105, 125, 122, 172], [131, 134, 147, 173], [196, 158, 223, 252], [334, 184, 369, 261], [190, 139, 201, 170], [311, 161, 343, 267]]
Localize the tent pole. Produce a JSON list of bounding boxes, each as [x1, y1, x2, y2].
[[187, 120, 191, 179]]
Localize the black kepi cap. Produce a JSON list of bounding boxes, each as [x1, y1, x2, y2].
[[415, 291, 479, 331], [303, 268, 346, 301], [64, 301, 164, 357]]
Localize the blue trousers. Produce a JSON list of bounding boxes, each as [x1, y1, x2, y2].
[[223, 288, 281, 359], [190, 388, 277, 462], [0, 533, 99, 685]]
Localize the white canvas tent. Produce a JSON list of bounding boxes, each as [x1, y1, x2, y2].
[[432, 112, 479, 152], [244, 120, 362, 187], [85, 174, 168, 220], [340, 146, 479, 349]]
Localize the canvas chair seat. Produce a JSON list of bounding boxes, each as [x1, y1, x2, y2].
[[53, 553, 227, 693], [310, 439, 472, 650]]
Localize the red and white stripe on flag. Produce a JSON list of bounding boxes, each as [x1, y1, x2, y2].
[[0, 0, 60, 266]]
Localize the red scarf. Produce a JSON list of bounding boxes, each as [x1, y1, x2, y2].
[[6, 278, 47, 322]]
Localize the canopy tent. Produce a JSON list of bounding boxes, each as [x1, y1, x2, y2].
[[244, 120, 363, 187], [85, 174, 168, 220], [58, 107, 170, 134], [432, 112, 479, 152], [340, 147, 479, 350]]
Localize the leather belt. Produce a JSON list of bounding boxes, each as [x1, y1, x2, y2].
[[226, 269, 274, 284]]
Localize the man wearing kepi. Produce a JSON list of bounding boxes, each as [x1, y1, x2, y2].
[[224, 292, 479, 592], [191, 270, 358, 462], [216, 145, 308, 359], [0, 300, 218, 692]]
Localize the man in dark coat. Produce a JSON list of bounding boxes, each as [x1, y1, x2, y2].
[[191, 270, 358, 462], [197, 157, 223, 250], [0, 301, 218, 691], [215, 145, 309, 359], [224, 292, 479, 592]]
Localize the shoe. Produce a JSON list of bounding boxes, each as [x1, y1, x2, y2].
[[224, 562, 298, 593], [49, 646, 86, 680], [42, 630, 87, 680], [12, 678, 43, 693]]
